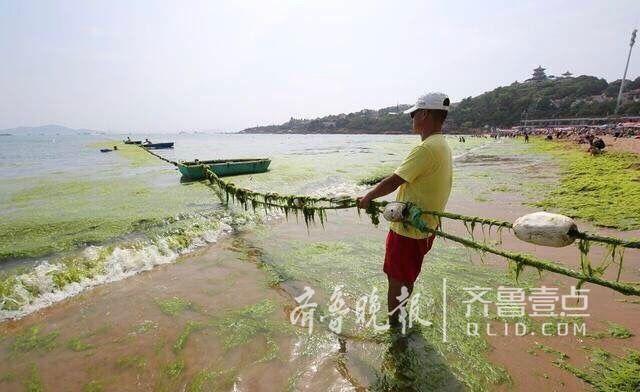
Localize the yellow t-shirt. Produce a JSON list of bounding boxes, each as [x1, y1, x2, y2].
[[389, 134, 452, 239]]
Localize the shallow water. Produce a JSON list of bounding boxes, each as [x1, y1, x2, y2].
[[0, 133, 488, 320]]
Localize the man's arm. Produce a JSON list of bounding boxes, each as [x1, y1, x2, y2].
[[357, 174, 406, 208]]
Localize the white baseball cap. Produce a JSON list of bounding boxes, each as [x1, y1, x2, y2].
[[404, 92, 450, 114]]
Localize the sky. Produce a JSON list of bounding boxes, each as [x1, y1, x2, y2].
[[1, 0, 639, 133]]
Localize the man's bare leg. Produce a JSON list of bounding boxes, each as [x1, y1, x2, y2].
[[387, 276, 413, 326]]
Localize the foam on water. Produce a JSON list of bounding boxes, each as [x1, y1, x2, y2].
[[310, 182, 368, 198], [0, 211, 250, 321], [453, 141, 495, 160]]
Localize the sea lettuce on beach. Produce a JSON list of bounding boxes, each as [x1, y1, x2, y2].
[[0, 148, 217, 261], [529, 139, 640, 230]]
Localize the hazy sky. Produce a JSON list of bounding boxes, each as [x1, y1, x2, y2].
[[1, 1, 639, 132]]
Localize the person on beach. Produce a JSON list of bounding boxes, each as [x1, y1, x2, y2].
[[357, 92, 453, 327], [588, 136, 605, 155]]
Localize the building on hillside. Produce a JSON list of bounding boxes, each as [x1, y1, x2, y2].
[[561, 71, 573, 78], [321, 121, 336, 128], [526, 66, 548, 82], [623, 88, 640, 102]]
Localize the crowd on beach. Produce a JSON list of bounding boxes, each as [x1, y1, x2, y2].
[[522, 124, 640, 154], [465, 122, 640, 155]]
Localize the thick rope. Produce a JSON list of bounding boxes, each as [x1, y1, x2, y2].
[[139, 147, 640, 295]]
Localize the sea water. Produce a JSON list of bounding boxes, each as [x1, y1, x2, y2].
[[0, 132, 490, 320]]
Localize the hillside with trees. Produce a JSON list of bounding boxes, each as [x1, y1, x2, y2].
[[240, 73, 640, 134], [241, 105, 413, 134], [449, 75, 640, 129]]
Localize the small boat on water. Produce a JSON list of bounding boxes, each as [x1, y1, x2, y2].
[[124, 140, 142, 145], [178, 158, 271, 180], [143, 142, 174, 149]]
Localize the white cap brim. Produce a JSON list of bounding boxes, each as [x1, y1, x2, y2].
[[403, 106, 419, 114]]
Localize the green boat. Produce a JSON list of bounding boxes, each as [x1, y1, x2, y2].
[[177, 158, 271, 180]]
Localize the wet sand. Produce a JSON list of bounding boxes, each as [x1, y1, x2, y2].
[[560, 135, 640, 155], [601, 136, 640, 155]]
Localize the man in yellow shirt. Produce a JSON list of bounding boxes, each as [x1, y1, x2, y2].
[[357, 92, 452, 326]]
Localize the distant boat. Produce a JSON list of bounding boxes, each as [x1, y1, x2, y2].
[[124, 139, 142, 145], [100, 148, 113, 153], [178, 158, 271, 180], [142, 142, 174, 149]]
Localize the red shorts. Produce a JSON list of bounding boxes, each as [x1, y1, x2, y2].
[[383, 230, 435, 284]]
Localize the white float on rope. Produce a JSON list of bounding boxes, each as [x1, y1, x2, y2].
[[513, 212, 577, 247], [382, 202, 407, 222]]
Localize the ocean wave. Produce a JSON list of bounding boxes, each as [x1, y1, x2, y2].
[[0, 209, 256, 322]]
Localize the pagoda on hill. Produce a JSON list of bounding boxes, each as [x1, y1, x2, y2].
[[527, 66, 548, 82], [561, 71, 573, 78]]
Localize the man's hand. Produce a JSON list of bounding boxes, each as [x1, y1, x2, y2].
[[356, 174, 406, 209], [357, 195, 371, 209]]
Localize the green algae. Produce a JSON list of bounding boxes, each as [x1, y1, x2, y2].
[[532, 343, 569, 360], [0, 372, 15, 382], [490, 185, 512, 193], [163, 358, 185, 379], [0, 209, 248, 312], [285, 371, 304, 392], [51, 256, 105, 289], [187, 369, 217, 392], [66, 337, 94, 352], [115, 355, 147, 370], [89, 141, 157, 167], [248, 230, 538, 391], [0, 274, 21, 310], [132, 320, 158, 334], [369, 329, 465, 392], [259, 262, 289, 287], [24, 364, 43, 392], [0, 146, 220, 262], [211, 299, 280, 349], [608, 322, 633, 339], [156, 297, 193, 316], [529, 139, 640, 230], [173, 321, 204, 353], [187, 368, 236, 392], [12, 326, 59, 353], [209, 299, 293, 363], [82, 380, 104, 392], [556, 348, 640, 392], [356, 164, 396, 186]]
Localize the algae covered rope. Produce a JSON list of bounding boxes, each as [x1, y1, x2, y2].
[[204, 168, 364, 227], [422, 210, 640, 250], [422, 210, 513, 229], [201, 163, 640, 295], [141, 146, 639, 279], [569, 229, 640, 250], [428, 226, 640, 296], [141, 146, 639, 250], [203, 161, 640, 249], [139, 146, 179, 167], [402, 205, 640, 296]]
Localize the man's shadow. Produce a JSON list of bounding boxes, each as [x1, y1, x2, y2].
[[363, 328, 465, 392]]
